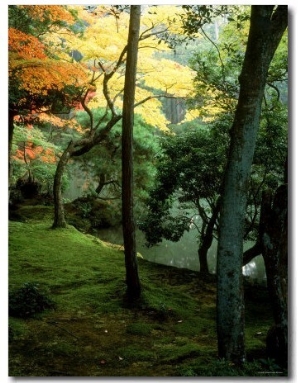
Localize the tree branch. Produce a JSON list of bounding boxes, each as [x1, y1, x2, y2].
[[133, 93, 183, 109], [242, 242, 262, 266], [80, 88, 94, 131]]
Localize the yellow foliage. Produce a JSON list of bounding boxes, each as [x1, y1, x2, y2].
[[66, 7, 129, 63], [135, 88, 170, 130], [10, 5, 197, 132], [142, 5, 186, 36], [141, 58, 195, 97], [63, 5, 196, 131]]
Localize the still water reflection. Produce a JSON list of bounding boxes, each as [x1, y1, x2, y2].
[[97, 226, 266, 283]]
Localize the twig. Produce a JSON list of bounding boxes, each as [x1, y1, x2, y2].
[[46, 320, 79, 340]]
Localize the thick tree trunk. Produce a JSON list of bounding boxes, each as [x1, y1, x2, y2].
[[261, 186, 288, 366], [122, 5, 141, 300], [52, 141, 74, 228], [216, 6, 287, 364]]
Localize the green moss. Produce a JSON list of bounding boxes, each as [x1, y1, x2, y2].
[[116, 345, 155, 362], [126, 322, 154, 336], [9, 212, 279, 377], [156, 342, 203, 363]]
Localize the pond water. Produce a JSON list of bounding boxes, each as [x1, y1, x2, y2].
[[97, 226, 267, 284]]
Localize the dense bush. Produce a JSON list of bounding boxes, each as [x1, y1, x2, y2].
[[9, 282, 55, 318]]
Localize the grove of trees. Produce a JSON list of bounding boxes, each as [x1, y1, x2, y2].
[[9, 5, 288, 369]]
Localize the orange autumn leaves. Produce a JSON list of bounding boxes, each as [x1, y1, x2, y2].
[[9, 5, 89, 168], [9, 6, 89, 100], [9, 28, 47, 60], [14, 143, 56, 164], [9, 5, 197, 167], [18, 5, 75, 26], [9, 27, 88, 96], [12, 124, 58, 166]]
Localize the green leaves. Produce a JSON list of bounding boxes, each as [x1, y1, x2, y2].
[[9, 282, 55, 318], [139, 124, 227, 247]]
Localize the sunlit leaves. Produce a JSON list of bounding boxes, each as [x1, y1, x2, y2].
[[9, 6, 90, 126], [9, 24, 88, 94], [9, 28, 47, 60], [62, 5, 196, 131], [142, 58, 195, 98], [142, 5, 185, 37], [21, 5, 74, 23], [135, 90, 170, 130], [11, 125, 59, 186]]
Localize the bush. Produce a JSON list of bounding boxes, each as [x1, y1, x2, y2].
[[16, 178, 41, 199], [9, 282, 55, 318]]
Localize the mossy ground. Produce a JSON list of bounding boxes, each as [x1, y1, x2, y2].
[[8, 205, 286, 377]]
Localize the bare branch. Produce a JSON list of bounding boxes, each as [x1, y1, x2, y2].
[[200, 26, 226, 83], [80, 88, 94, 131], [139, 25, 169, 41], [133, 93, 182, 109]]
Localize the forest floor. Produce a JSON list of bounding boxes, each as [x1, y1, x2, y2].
[[8, 204, 286, 377]]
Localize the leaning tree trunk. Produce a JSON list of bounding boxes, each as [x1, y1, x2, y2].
[[122, 5, 141, 300], [52, 141, 74, 228], [216, 6, 287, 364], [198, 198, 221, 276]]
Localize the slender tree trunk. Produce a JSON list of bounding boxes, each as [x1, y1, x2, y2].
[[8, 110, 16, 196], [9, 111, 15, 165], [216, 6, 287, 364], [198, 244, 209, 276], [52, 141, 74, 228], [198, 198, 221, 276], [122, 5, 141, 300]]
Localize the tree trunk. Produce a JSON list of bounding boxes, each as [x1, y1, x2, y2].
[[198, 198, 220, 276], [261, 186, 288, 366], [198, 243, 209, 276], [216, 6, 287, 364], [9, 111, 15, 166], [52, 141, 74, 228], [8, 110, 16, 196], [122, 5, 141, 300]]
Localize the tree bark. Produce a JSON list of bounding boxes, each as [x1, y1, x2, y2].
[[216, 6, 287, 364], [8, 110, 17, 196], [198, 198, 221, 276], [52, 141, 74, 228], [261, 186, 288, 366], [9, 111, 15, 166], [122, 5, 141, 300]]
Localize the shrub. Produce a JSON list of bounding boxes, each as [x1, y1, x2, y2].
[[9, 282, 55, 318]]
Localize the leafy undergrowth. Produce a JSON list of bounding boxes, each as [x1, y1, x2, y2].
[[8, 205, 286, 377]]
